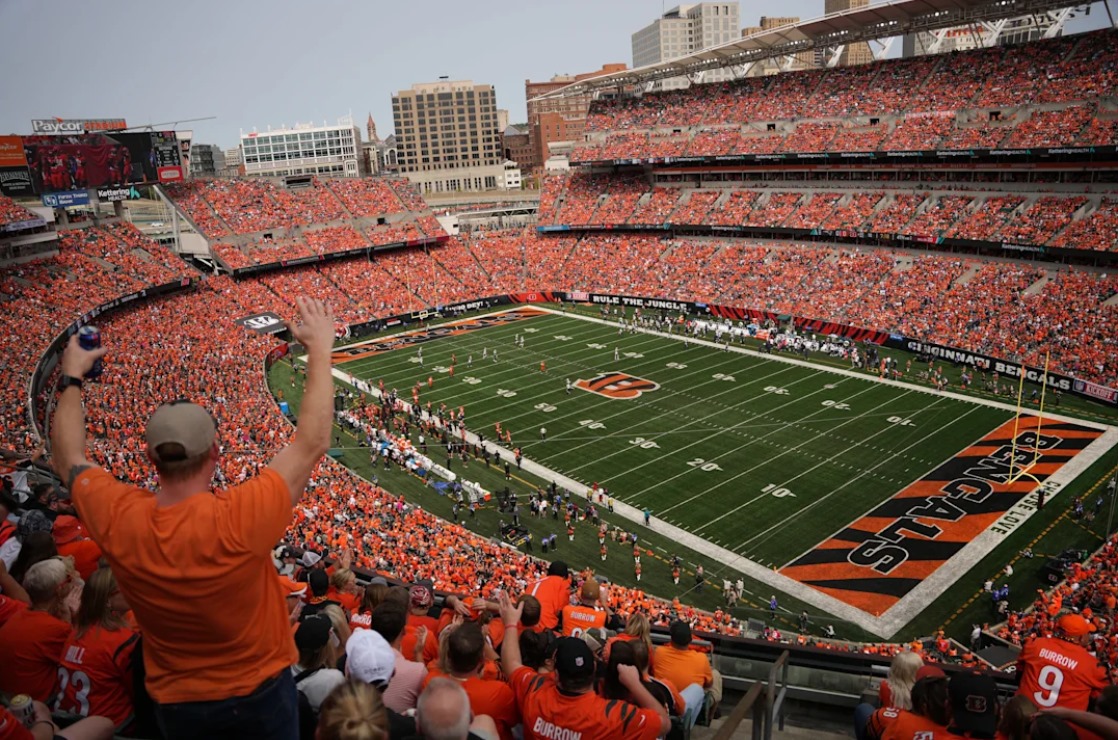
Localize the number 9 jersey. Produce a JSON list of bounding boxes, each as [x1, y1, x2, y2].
[[1016, 634, 1109, 716]]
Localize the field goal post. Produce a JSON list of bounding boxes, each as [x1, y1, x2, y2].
[[1006, 352, 1051, 487]]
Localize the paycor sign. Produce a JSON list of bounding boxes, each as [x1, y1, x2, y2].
[[30, 118, 128, 135]]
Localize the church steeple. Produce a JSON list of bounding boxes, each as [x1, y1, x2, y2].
[[366, 113, 379, 142]]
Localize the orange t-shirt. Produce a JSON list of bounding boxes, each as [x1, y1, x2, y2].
[[57, 539, 103, 581], [509, 665, 661, 740], [326, 588, 360, 615], [400, 623, 439, 664], [350, 610, 372, 631], [526, 575, 571, 631], [72, 467, 296, 703], [1016, 636, 1109, 714], [408, 611, 439, 636], [653, 644, 713, 692], [1017, 636, 1109, 740], [0, 608, 73, 701], [0, 594, 28, 628], [866, 706, 902, 740], [57, 625, 139, 726], [559, 603, 607, 637], [422, 669, 520, 740], [880, 710, 951, 739]]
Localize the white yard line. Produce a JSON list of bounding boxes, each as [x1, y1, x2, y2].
[[691, 391, 930, 535], [549, 368, 828, 473], [653, 379, 878, 517], [343, 321, 673, 394]]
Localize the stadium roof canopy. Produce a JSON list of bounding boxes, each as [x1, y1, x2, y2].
[[532, 0, 1096, 100]]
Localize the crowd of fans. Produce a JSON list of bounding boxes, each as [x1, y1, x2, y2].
[[1, 190, 1118, 736], [326, 179, 409, 219], [945, 196, 1027, 241], [580, 29, 1118, 162], [304, 226, 370, 255], [271, 178, 349, 225], [165, 177, 434, 244], [540, 175, 1118, 250], [576, 101, 1118, 161], [1053, 197, 1118, 251], [0, 195, 40, 228], [212, 237, 316, 270], [570, 31, 1118, 167], [994, 533, 1118, 661]]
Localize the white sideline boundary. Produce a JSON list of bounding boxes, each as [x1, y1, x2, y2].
[[316, 305, 1117, 638]]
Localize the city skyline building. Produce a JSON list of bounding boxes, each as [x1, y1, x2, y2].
[[239, 117, 364, 178], [391, 79, 510, 193], [632, 3, 740, 89]]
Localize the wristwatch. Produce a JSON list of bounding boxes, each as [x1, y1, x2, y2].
[[58, 375, 84, 391]]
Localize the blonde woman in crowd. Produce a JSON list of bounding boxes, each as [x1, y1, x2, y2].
[[316, 679, 388, 740], [878, 650, 923, 710]]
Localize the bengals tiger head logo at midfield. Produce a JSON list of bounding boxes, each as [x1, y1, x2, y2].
[[575, 372, 660, 399]]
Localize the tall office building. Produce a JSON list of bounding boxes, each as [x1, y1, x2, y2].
[[222, 146, 243, 177], [392, 80, 509, 193], [189, 144, 226, 177], [525, 64, 627, 173], [742, 16, 816, 70], [632, 4, 740, 90], [239, 117, 364, 178], [824, 0, 874, 66]]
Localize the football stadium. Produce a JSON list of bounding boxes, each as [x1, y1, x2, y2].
[[3, 0, 1118, 738]]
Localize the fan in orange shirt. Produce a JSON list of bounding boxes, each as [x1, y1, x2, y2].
[[407, 582, 441, 636], [865, 666, 946, 740], [601, 640, 685, 719], [559, 579, 609, 637], [1017, 614, 1110, 719], [53, 515, 102, 581], [0, 559, 75, 702], [53, 297, 336, 740], [348, 576, 389, 631], [525, 561, 571, 631], [603, 611, 656, 675], [325, 569, 361, 615], [0, 559, 30, 629], [497, 592, 669, 740], [422, 622, 520, 740], [880, 674, 951, 740], [56, 568, 139, 730]]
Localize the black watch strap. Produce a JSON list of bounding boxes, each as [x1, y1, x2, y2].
[[59, 375, 84, 391]]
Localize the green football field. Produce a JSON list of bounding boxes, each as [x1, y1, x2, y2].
[[337, 309, 1006, 559], [308, 305, 1116, 638]]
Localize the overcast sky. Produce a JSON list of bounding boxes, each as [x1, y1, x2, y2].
[[0, 0, 1108, 150]]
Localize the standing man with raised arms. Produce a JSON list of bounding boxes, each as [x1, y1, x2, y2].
[[51, 297, 336, 740]]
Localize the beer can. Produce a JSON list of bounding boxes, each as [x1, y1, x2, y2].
[[77, 325, 103, 380], [9, 694, 33, 727]]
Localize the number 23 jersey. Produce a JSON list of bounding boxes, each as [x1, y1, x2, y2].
[[57, 625, 139, 727]]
